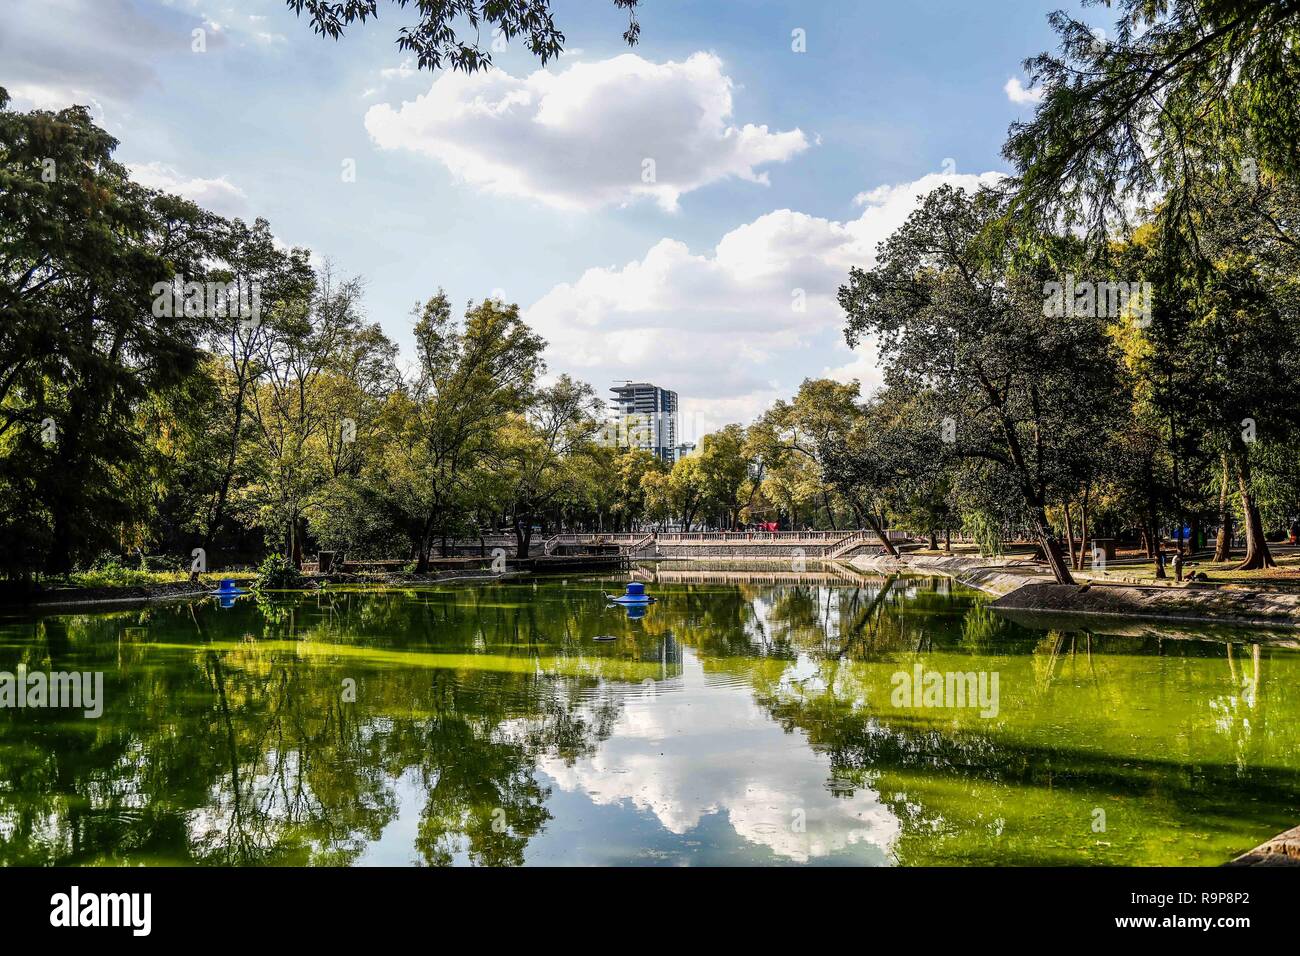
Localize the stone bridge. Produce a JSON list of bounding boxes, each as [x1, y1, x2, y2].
[[449, 530, 907, 560]]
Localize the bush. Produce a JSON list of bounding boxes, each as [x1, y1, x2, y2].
[[254, 555, 306, 590], [961, 511, 1006, 559], [68, 557, 156, 589]]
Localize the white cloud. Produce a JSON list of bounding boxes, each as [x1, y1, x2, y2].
[[167, 0, 282, 48], [4, 84, 106, 118], [1004, 77, 1045, 106], [128, 161, 250, 218], [0, 0, 225, 113], [532, 648, 899, 863], [365, 52, 810, 211], [525, 170, 1003, 435], [380, 58, 418, 80], [823, 342, 887, 397]]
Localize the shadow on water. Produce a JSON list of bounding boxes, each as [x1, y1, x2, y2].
[[0, 568, 1297, 866]]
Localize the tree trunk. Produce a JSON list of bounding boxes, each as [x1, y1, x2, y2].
[[1234, 448, 1275, 570], [1028, 503, 1074, 585], [43, 405, 86, 575], [858, 509, 898, 558], [1063, 500, 1076, 570], [983, 397, 1072, 584], [203, 392, 246, 555], [1236, 490, 1274, 570], [1153, 516, 1166, 579], [822, 491, 838, 531], [414, 515, 434, 573], [514, 513, 532, 559], [1214, 452, 1233, 562], [1077, 492, 1089, 570], [944, 527, 951, 552], [927, 529, 937, 550]]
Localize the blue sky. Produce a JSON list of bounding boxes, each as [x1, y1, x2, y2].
[[1, 0, 1096, 437]]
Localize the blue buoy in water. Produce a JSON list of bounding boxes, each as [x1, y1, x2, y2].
[[605, 582, 655, 605], [210, 578, 247, 608]]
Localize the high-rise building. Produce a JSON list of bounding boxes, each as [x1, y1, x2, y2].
[[609, 382, 679, 463]]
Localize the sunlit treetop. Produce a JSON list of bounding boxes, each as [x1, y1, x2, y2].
[[284, 0, 642, 73], [1004, 0, 1300, 243]]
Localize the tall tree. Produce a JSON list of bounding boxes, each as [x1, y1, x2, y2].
[[840, 186, 1126, 584], [377, 294, 544, 569], [241, 268, 383, 566], [695, 424, 750, 529], [0, 91, 218, 574], [201, 218, 315, 556], [497, 374, 600, 556]]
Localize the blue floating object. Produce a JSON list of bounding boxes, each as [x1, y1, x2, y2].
[[210, 578, 247, 597], [606, 581, 655, 605]]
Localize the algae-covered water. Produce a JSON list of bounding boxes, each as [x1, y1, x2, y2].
[[1, 569, 1297, 866]]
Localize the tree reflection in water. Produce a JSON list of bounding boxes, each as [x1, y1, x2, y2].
[[0, 571, 1297, 866]]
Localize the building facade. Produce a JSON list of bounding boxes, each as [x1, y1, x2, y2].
[[608, 382, 679, 463]]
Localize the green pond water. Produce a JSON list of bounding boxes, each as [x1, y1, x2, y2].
[[1, 568, 1298, 866]]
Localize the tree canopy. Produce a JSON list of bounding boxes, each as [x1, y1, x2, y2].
[[284, 0, 643, 72]]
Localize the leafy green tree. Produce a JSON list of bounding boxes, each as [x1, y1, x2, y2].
[[866, 383, 957, 550], [240, 268, 392, 566], [756, 452, 822, 531], [1006, 0, 1300, 239], [495, 374, 600, 556], [611, 448, 664, 531], [817, 384, 932, 556], [200, 218, 315, 556], [1112, 182, 1300, 567], [695, 424, 750, 528], [0, 90, 218, 575], [758, 379, 881, 538], [375, 293, 544, 569], [643, 454, 707, 531], [840, 186, 1126, 583]]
